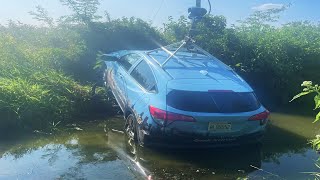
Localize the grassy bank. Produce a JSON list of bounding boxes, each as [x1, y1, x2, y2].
[[0, 24, 113, 132]]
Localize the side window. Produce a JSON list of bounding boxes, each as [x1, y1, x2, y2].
[[118, 54, 141, 71], [131, 60, 157, 92]]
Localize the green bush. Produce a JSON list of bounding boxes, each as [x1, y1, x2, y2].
[[0, 23, 109, 132]]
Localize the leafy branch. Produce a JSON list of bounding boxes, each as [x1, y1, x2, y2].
[[290, 81, 320, 123]]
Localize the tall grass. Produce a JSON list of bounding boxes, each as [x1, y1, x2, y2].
[[0, 24, 111, 132]]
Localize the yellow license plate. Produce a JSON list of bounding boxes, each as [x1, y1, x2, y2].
[[208, 122, 232, 131]]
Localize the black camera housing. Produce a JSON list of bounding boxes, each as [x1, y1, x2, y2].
[[188, 7, 207, 20]]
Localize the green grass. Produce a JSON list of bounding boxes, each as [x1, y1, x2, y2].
[[0, 25, 112, 133]]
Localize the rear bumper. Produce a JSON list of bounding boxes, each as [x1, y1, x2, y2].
[[143, 131, 265, 148]]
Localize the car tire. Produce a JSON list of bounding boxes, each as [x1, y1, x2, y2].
[[125, 114, 147, 147], [125, 114, 138, 141], [136, 125, 146, 147]]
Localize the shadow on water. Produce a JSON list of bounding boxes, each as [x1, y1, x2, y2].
[[0, 113, 319, 180]]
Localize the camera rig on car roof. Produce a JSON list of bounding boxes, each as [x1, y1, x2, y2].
[[147, 0, 212, 68]]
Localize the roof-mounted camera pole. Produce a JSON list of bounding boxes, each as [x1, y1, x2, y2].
[[188, 0, 207, 39], [196, 0, 201, 7], [153, 0, 211, 68], [160, 0, 209, 67]]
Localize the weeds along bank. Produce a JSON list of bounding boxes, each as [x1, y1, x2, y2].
[[0, 24, 111, 132]]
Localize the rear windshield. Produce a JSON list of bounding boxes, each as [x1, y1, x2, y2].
[[167, 90, 261, 113]]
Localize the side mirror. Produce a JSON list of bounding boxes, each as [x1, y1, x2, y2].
[[101, 54, 119, 61]]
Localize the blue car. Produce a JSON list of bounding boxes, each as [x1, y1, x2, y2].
[[103, 43, 269, 148]]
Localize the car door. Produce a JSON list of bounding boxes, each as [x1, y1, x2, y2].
[[113, 54, 142, 111], [127, 60, 157, 121]]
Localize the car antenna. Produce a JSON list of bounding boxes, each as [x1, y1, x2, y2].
[[160, 0, 210, 67]]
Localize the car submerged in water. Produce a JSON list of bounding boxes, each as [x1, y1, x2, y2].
[[103, 42, 270, 148]]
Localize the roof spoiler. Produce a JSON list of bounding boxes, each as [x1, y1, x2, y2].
[[101, 54, 119, 62]]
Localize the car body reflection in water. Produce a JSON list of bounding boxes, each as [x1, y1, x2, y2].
[[0, 113, 319, 180], [108, 129, 262, 180]]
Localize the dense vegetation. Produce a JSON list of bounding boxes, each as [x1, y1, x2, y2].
[[0, 23, 112, 133], [0, 0, 319, 132]]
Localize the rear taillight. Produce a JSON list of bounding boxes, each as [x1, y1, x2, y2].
[[149, 106, 167, 120], [167, 112, 195, 122], [149, 106, 195, 125], [249, 110, 270, 121]]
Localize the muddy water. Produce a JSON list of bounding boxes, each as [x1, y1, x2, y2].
[[0, 113, 319, 180]]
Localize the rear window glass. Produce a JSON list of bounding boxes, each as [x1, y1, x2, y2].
[[131, 60, 157, 91], [167, 90, 260, 113], [119, 54, 141, 71]]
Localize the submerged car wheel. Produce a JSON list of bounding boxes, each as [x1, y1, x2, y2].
[[125, 114, 137, 141], [125, 114, 147, 147]]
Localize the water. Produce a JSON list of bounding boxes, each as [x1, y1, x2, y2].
[[0, 113, 319, 180]]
